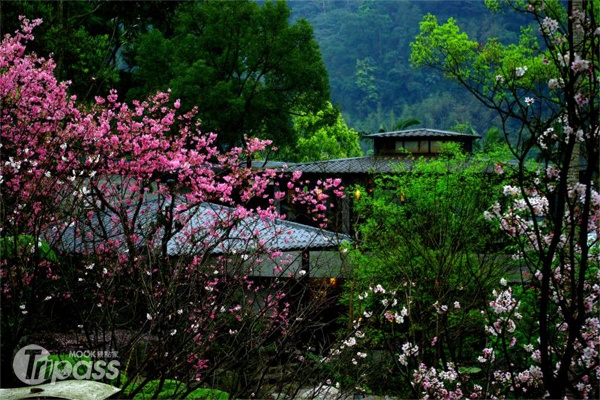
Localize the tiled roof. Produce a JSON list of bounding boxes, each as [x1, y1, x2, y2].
[[363, 128, 482, 139], [169, 203, 349, 255], [289, 156, 411, 174], [249, 160, 290, 169], [50, 200, 349, 256]]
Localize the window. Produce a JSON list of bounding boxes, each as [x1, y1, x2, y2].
[[403, 140, 419, 153], [397, 140, 429, 154]]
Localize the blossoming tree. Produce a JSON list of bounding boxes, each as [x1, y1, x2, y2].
[[301, 2, 597, 398], [407, 0, 600, 397], [1, 17, 345, 398]]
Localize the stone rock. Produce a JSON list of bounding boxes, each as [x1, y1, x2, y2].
[[0, 380, 120, 400], [296, 384, 343, 399]]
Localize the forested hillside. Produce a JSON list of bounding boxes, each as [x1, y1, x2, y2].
[[287, 0, 531, 134], [1, 0, 531, 138]]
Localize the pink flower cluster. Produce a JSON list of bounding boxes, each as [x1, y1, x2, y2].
[[412, 363, 467, 399], [1, 18, 346, 390]]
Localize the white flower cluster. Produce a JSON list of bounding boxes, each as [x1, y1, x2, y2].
[[398, 342, 420, 366], [541, 17, 559, 35], [571, 54, 590, 72], [503, 185, 521, 197], [548, 78, 564, 90], [515, 66, 528, 78]]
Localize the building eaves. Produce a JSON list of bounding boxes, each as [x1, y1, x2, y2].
[[51, 200, 349, 256], [289, 156, 411, 174], [363, 128, 482, 139]]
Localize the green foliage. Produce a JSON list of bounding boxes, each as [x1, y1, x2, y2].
[[129, 379, 229, 399], [0, 0, 182, 101], [130, 0, 329, 150], [2, 0, 530, 134], [278, 101, 362, 161], [0, 235, 58, 262], [127, 29, 173, 99], [1, 1, 119, 101], [410, 11, 563, 155], [2, 0, 532, 134], [288, 1, 523, 133], [411, 15, 478, 74], [46, 25, 118, 99], [408, 2, 600, 396], [354, 57, 379, 118], [410, 13, 554, 94], [389, 117, 421, 132], [409, 9, 558, 128], [344, 148, 513, 387]]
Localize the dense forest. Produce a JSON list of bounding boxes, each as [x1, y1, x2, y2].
[[287, 0, 532, 134], [1, 0, 531, 142]]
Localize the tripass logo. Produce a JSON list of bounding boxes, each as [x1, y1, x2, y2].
[[12, 344, 120, 385]]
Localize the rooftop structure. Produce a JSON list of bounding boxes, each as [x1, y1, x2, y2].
[[363, 128, 481, 156], [50, 200, 350, 278], [287, 129, 480, 175], [287, 156, 410, 175]]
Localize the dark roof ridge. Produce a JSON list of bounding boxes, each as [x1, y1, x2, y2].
[[364, 128, 482, 139], [273, 216, 349, 239], [290, 155, 376, 167]]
